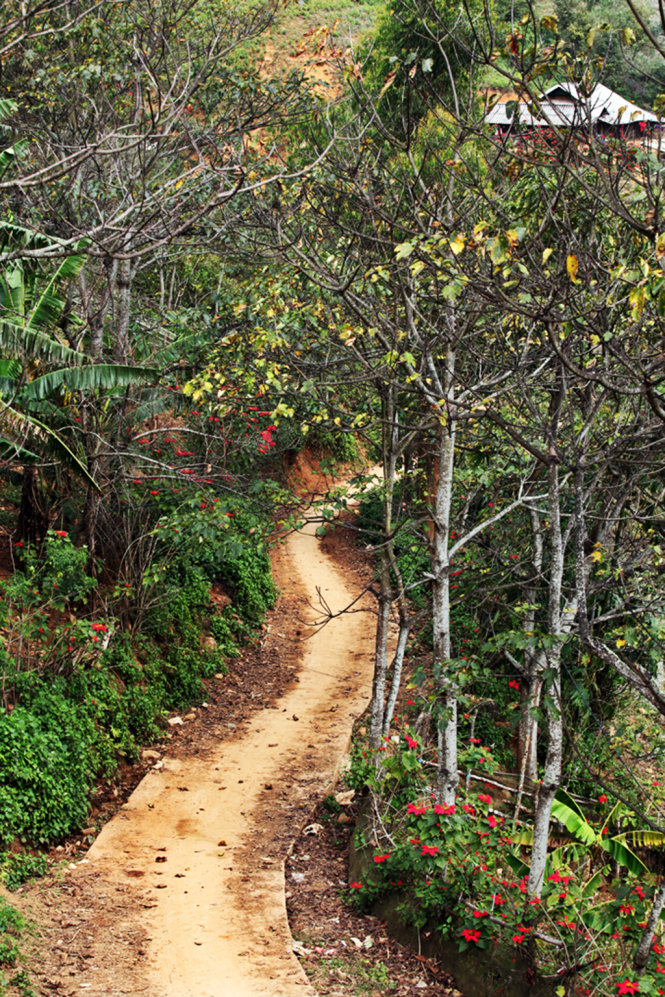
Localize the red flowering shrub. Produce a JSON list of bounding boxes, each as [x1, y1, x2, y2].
[[349, 740, 665, 995]]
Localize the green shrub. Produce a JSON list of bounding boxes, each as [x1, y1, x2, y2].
[[214, 531, 275, 623], [0, 690, 93, 846], [0, 852, 48, 891], [0, 488, 276, 851], [311, 426, 360, 464], [209, 610, 242, 657], [0, 898, 31, 996], [8, 532, 96, 613]]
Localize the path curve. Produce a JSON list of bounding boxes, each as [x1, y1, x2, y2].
[[81, 511, 375, 996]]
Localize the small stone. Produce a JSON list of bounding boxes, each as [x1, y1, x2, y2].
[[335, 789, 355, 806], [142, 749, 161, 761], [168, 716, 183, 726]]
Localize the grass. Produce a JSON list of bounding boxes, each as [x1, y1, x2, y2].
[[303, 949, 397, 995], [230, 0, 381, 77], [273, 0, 381, 51]]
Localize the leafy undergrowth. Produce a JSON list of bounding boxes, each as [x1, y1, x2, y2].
[[347, 726, 665, 997], [0, 497, 276, 857], [0, 897, 34, 997]]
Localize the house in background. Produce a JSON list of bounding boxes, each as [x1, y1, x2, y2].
[[486, 81, 658, 140]]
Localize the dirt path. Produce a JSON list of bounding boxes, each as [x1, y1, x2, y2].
[[27, 506, 375, 997]]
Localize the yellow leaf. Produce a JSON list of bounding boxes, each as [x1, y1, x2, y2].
[[591, 549, 602, 563], [379, 70, 396, 98], [616, 638, 626, 648], [542, 247, 554, 264], [630, 286, 646, 320], [567, 254, 579, 283], [450, 233, 465, 256]]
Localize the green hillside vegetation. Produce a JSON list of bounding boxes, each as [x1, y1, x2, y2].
[[2, 0, 665, 993]]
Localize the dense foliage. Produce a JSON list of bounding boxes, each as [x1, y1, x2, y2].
[[2, 0, 665, 993]]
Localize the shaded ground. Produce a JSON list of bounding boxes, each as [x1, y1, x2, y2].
[[286, 791, 462, 997]]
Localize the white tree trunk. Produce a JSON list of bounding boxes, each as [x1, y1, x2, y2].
[[527, 462, 564, 897], [518, 505, 544, 781], [370, 385, 400, 749], [634, 879, 665, 974], [370, 552, 391, 749], [432, 351, 457, 804], [383, 619, 410, 736]]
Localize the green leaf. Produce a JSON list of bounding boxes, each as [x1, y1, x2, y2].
[[554, 787, 586, 821], [603, 836, 649, 876], [0, 402, 98, 490], [0, 319, 85, 366], [22, 364, 160, 402], [26, 253, 88, 332], [550, 797, 596, 845]]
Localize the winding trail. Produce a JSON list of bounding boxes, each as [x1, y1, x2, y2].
[[79, 508, 375, 996]]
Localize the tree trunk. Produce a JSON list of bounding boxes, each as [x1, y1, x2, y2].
[[383, 619, 410, 736], [17, 466, 49, 544], [370, 546, 392, 750], [634, 879, 665, 974], [527, 462, 564, 897], [518, 505, 544, 780], [114, 257, 132, 364], [433, 351, 457, 804], [369, 384, 400, 749]]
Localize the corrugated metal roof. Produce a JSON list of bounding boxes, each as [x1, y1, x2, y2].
[[486, 82, 658, 128]]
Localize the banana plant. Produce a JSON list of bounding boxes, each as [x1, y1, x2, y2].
[[512, 787, 657, 877], [550, 788, 664, 878], [0, 223, 158, 489]]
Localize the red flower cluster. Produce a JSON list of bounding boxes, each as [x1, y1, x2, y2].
[[617, 982, 640, 995], [407, 803, 427, 815]]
